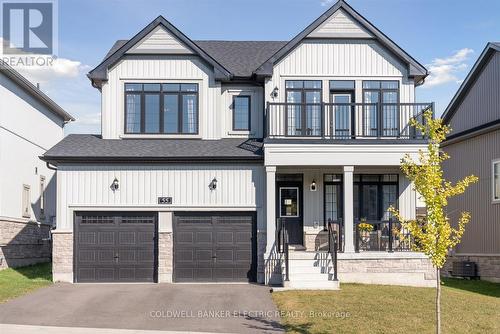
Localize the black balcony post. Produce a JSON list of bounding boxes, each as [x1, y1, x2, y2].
[[377, 102, 382, 138], [388, 218, 394, 253]]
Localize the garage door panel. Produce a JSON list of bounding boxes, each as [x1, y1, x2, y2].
[[75, 212, 157, 283], [78, 250, 96, 262], [174, 213, 256, 282], [98, 250, 114, 263], [79, 232, 96, 245], [98, 231, 115, 245]]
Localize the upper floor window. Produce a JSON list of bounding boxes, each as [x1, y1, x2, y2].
[[362, 81, 399, 137], [285, 80, 322, 136], [233, 96, 251, 131], [493, 160, 500, 203], [125, 83, 198, 134]]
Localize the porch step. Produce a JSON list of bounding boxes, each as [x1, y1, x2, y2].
[[288, 251, 331, 260], [288, 272, 331, 281], [288, 265, 333, 274]]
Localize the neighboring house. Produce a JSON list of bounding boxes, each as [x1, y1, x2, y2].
[[441, 42, 500, 283], [0, 61, 74, 269], [42, 0, 435, 287]]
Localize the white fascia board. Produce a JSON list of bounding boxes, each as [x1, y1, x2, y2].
[[264, 143, 427, 166]]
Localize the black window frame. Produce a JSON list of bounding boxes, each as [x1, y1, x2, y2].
[[284, 80, 323, 136], [124, 83, 199, 135], [362, 80, 400, 137], [323, 173, 344, 229], [354, 174, 399, 222], [232, 95, 251, 131]]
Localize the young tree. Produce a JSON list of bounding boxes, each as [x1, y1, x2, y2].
[[389, 110, 478, 334]]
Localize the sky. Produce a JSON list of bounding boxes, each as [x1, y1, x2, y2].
[[11, 0, 500, 135]]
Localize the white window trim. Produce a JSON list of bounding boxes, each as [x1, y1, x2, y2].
[[22, 184, 31, 218], [492, 159, 500, 204]]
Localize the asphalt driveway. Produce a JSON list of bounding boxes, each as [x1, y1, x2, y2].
[[0, 283, 283, 334]]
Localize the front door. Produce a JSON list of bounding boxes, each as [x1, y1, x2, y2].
[[276, 181, 304, 245]]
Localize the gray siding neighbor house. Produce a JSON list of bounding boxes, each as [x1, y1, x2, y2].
[[442, 42, 500, 282]]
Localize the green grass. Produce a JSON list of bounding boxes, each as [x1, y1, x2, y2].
[[272, 278, 500, 334], [0, 262, 52, 303]]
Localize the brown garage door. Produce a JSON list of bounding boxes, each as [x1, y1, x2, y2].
[[74, 212, 157, 283], [174, 212, 256, 282]]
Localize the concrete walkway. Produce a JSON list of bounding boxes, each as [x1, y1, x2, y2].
[[0, 283, 283, 334]]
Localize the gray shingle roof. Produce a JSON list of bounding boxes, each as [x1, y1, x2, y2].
[[103, 39, 286, 78], [194, 41, 287, 77], [41, 134, 263, 163]]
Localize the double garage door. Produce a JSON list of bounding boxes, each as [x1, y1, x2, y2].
[[74, 212, 256, 283]]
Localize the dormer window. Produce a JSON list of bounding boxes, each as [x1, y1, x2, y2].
[[125, 83, 198, 134]]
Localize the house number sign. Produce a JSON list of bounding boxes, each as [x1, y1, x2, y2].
[[158, 197, 172, 204]]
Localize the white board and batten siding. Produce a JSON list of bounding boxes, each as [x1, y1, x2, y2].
[[127, 26, 194, 54], [56, 164, 265, 231], [101, 55, 221, 140], [308, 9, 373, 39], [221, 85, 264, 138], [265, 39, 414, 105], [102, 26, 264, 140]]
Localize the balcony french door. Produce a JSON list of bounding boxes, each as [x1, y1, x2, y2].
[[362, 81, 399, 137], [285, 81, 322, 136]]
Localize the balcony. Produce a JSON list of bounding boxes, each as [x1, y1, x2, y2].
[[266, 102, 434, 140]]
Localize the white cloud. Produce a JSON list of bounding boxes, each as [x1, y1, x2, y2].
[[321, 0, 335, 6], [424, 48, 474, 87], [14, 58, 89, 84]]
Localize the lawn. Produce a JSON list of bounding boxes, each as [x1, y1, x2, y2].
[[272, 278, 500, 334], [0, 263, 52, 303]]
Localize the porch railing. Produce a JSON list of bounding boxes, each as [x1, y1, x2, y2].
[[266, 102, 434, 140], [354, 218, 413, 252], [276, 218, 289, 282], [327, 221, 339, 281]]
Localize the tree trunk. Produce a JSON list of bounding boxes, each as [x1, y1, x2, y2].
[[436, 267, 441, 334]]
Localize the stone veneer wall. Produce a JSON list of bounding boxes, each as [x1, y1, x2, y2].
[[0, 219, 51, 269], [52, 231, 73, 282], [304, 230, 329, 251], [257, 231, 266, 283], [158, 232, 173, 283], [337, 255, 436, 287], [443, 254, 500, 283]]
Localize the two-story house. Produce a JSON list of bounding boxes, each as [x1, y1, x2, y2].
[[1, 61, 73, 269], [42, 0, 435, 288]]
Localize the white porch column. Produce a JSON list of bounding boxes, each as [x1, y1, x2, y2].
[[343, 166, 355, 253], [265, 166, 277, 254]]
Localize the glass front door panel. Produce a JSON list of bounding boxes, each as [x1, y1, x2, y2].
[[280, 187, 299, 217]]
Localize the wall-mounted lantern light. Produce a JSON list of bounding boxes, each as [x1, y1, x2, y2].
[[310, 179, 317, 192], [209, 177, 217, 191], [110, 178, 119, 191], [271, 87, 279, 99]]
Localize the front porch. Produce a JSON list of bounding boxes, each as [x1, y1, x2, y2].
[[264, 166, 435, 288]]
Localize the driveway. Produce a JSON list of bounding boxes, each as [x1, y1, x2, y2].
[[0, 283, 283, 334]]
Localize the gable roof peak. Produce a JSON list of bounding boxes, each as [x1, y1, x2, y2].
[[254, 0, 427, 83], [87, 15, 232, 87]]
